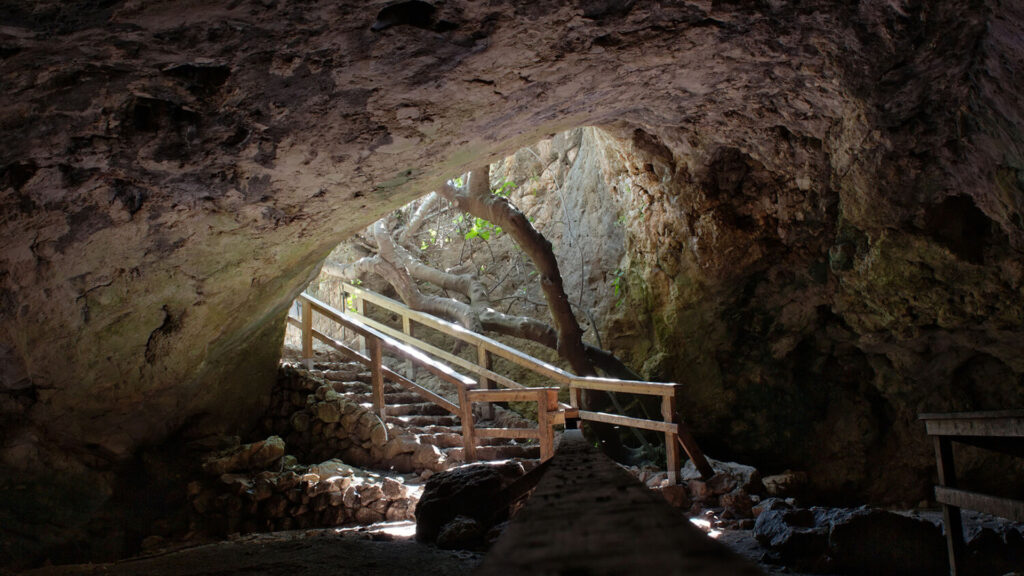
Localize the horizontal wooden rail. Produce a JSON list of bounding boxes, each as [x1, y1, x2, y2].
[[287, 316, 460, 415], [344, 283, 573, 386], [576, 410, 678, 434], [571, 377, 681, 396]]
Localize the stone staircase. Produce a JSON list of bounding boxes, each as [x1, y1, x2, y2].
[[306, 359, 543, 473]]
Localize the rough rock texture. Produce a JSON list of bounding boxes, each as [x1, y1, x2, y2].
[[415, 461, 525, 545], [1, 0, 1023, 567], [753, 500, 1024, 575]]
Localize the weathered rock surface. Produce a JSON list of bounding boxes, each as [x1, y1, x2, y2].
[[1, 0, 1023, 568], [415, 461, 525, 545]]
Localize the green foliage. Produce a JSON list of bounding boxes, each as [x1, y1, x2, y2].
[[492, 180, 516, 197], [464, 217, 502, 241], [611, 268, 625, 307], [345, 294, 358, 313], [420, 228, 439, 250]]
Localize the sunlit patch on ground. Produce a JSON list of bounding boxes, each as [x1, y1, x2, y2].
[[689, 517, 722, 539]]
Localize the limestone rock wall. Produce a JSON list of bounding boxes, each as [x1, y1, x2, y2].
[[1, 0, 1022, 566]]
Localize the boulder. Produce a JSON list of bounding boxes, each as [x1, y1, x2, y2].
[[822, 507, 946, 576], [682, 457, 763, 494], [754, 502, 949, 576], [415, 461, 525, 543]]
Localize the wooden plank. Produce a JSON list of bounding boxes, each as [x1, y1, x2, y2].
[[370, 338, 385, 419], [474, 427, 540, 440], [571, 377, 681, 396], [923, 416, 1024, 438], [920, 410, 1024, 420], [475, 430, 763, 576], [577, 410, 678, 434], [662, 390, 680, 485], [468, 388, 557, 403], [309, 328, 459, 415], [935, 486, 1024, 522]]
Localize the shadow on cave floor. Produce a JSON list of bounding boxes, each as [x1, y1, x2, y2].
[[20, 525, 483, 576]]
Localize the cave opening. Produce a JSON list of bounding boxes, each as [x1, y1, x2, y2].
[[3, 1, 1024, 574]]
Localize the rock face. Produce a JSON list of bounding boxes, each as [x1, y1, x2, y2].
[[1, 0, 1023, 567], [415, 461, 525, 546]]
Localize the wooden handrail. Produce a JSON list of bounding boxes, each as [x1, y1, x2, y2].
[[293, 286, 713, 481]]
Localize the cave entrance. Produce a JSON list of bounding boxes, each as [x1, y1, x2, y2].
[[281, 126, 701, 471]]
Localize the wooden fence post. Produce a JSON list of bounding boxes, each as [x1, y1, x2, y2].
[[402, 316, 414, 379], [457, 383, 477, 462], [662, 386, 681, 484], [370, 337, 386, 420], [538, 389, 558, 461], [478, 345, 494, 420], [301, 297, 314, 369], [354, 296, 366, 354]]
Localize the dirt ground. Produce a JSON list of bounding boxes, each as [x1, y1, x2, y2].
[[15, 522, 802, 576], [18, 526, 482, 576]]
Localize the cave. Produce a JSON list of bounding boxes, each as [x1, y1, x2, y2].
[[2, 0, 1024, 574]]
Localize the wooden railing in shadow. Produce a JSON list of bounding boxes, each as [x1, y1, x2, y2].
[[290, 284, 712, 481]]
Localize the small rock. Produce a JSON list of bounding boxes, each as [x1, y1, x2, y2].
[[359, 483, 384, 506], [382, 476, 407, 499], [436, 516, 483, 550], [202, 436, 286, 475], [412, 443, 444, 470], [762, 470, 807, 497], [688, 479, 714, 503], [656, 485, 691, 509], [721, 488, 754, 518]]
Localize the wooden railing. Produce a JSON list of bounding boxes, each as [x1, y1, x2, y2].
[[290, 284, 712, 480]]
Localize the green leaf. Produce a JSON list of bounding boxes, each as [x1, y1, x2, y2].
[[464, 230, 478, 239]]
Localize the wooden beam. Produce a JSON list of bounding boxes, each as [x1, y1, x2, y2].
[[935, 486, 1024, 522], [923, 416, 1024, 438], [577, 410, 678, 434], [571, 377, 681, 396], [677, 422, 715, 480]]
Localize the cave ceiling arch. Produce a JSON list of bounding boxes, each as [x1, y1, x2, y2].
[[1, 0, 1021, 483]]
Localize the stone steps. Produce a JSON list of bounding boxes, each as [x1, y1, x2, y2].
[[310, 360, 542, 472]]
